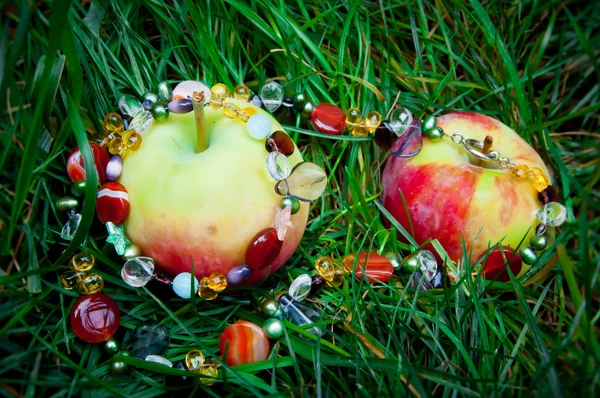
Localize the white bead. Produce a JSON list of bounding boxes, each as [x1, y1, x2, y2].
[[172, 272, 198, 299], [266, 151, 291, 181], [172, 80, 211, 101], [121, 256, 155, 287], [246, 114, 271, 139], [145, 354, 173, 367], [288, 274, 312, 302]]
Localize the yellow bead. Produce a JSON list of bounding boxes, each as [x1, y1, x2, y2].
[[239, 107, 257, 122], [315, 256, 335, 282], [77, 273, 104, 294], [60, 270, 86, 290], [185, 349, 205, 371], [210, 83, 230, 110], [345, 107, 361, 129], [108, 137, 124, 155], [121, 130, 142, 152], [71, 252, 95, 272], [103, 113, 124, 133], [198, 277, 218, 300], [199, 363, 218, 385], [365, 111, 382, 132], [328, 268, 346, 287], [532, 174, 549, 192], [233, 84, 251, 100], [511, 164, 529, 179], [206, 273, 228, 292], [351, 120, 370, 137], [223, 103, 240, 119]]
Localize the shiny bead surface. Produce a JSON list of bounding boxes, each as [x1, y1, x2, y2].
[[261, 299, 281, 317], [288, 274, 312, 301], [520, 246, 538, 265], [345, 107, 361, 129], [71, 252, 95, 272], [532, 174, 550, 192], [239, 106, 257, 122], [71, 180, 86, 197], [132, 324, 170, 359], [60, 270, 85, 290], [56, 196, 79, 212], [199, 362, 219, 385], [263, 318, 284, 339], [374, 121, 397, 150], [425, 127, 444, 141], [300, 100, 314, 119], [292, 92, 307, 111], [104, 113, 124, 133], [173, 80, 211, 101], [108, 137, 124, 156], [536, 202, 567, 227], [226, 264, 252, 285], [260, 81, 284, 112], [403, 256, 419, 272], [265, 131, 295, 156], [185, 349, 205, 371], [233, 84, 251, 100], [246, 114, 272, 139], [416, 250, 438, 282], [315, 256, 335, 281], [223, 103, 240, 119], [245, 228, 282, 270], [210, 83, 230, 110], [172, 272, 199, 299], [511, 164, 529, 179], [60, 213, 82, 240], [530, 235, 548, 251], [266, 151, 292, 181], [311, 103, 346, 135], [70, 293, 120, 344], [249, 94, 263, 108], [142, 99, 153, 111], [274, 162, 327, 202], [143, 92, 158, 104], [329, 268, 345, 287], [206, 273, 228, 292], [96, 182, 130, 225], [129, 110, 153, 134], [151, 101, 169, 121], [77, 273, 104, 294], [391, 119, 422, 158], [157, 80, 173, 101], [219, 321, 270, 366], [104, 338, 120, 355], [342, 252, 394, 283], [481, 246, 522, 282], [145, 355, 173, 367], [168, 98, 193, 114], [389, 107, 413, 135], [110, 360, 129, 375], [538, 186, 559, 204], [106, 155, 123, 181], [67, 142, 110, 183], [385, 252, 402, 271], [106, 222, 130, 255], [278, 294, 322, 336], [352, 120, 370, 137], [422, 115, 437, 131], [197, 279, 217, 301], [365, 111, 382, 132], [118, 94, 143, 117], [122, 256, 155, 287], [281, 196, 300, 214], [121, 129, 142, 152]]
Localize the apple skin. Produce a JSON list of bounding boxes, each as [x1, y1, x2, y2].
[[119, 98, 309, 285], [381, 112, 550, 276]]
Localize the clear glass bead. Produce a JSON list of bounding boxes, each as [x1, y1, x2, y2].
[[60, 213, 81, 240], [288, 274, 312, 302], [536, 202, 567, 227], [132, 324, 170, 358], [260, 81, 284, 113], [388, 107, 413, 136], [121, 256, 155, 287], [416, 250, 437, 282], [278, 294, 322, 336], [129, 110, 153, 134], [266, 151, 292, 181], [145, 354, 173, 367], [274, 162, 327, 201], [118, 94, 143, 117], [157, 81, 173, 101]]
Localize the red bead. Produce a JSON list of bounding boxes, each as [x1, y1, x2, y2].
[[265, 131, 295, 156], [481, 247, 522, 282], [219, 321, 269, 366], [67, 142, 110, 184], [245, 228, 282, 270], [70, 293, 120, 344], [343, 252, 394, 283], [311, 103, 346, 135], [96, 182, 130, 225]]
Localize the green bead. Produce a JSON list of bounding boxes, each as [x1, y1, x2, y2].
[[520, 246, 538, 265], [143, 92, 158, 103], [281, 197, 300, 215], [293, 92, 306, 111], [56, 196, 79, 212], [157, 80, 172, 101], [261, 299, 282, 317], [111, 360, 129, 375], [403, 257, 419, 272], [263, 318, 284, 339], [423, 115, 437, 131], [151, 101, 169, 121], [300, 101, 314, 119], [530, 235, 548, 251], [71, 181, 86, 197], [426, 127, 444, 141], [104, 338, 120, 355]]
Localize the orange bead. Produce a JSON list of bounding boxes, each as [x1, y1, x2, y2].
[[343, 252, 394, 283], [219, 321, 269, 366]]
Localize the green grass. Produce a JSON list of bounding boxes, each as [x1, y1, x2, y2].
[[1, 0, 599, 396]]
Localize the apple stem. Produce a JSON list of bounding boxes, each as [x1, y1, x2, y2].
[[192, 91, 209, 153], [482, 135, 493, 154]]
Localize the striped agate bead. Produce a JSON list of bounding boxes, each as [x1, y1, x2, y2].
[[219, 321, 269, 366]]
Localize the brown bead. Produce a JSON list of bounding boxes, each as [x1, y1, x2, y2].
[[265, 131, 295, 156], [538, 185, 559, 204], [245, 228, 283, 270], [374, 121, 397, 150]]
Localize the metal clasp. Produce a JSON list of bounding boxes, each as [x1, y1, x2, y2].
[[463, 139, 502, 168]]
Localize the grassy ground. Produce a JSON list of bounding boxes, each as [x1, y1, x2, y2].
[[1, 0, 599, 396]]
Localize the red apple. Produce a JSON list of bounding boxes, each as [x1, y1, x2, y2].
[[382, 112, 551, 277]]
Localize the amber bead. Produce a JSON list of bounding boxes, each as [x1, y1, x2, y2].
[[108, 137, 124, 155], [71, 252, 95, 272], [233, 84, 251, 100], [77, 273, 104, 294], [511, 164, 529, 179], [538, 186, 559, 204], [245, 228, 282, 270], [223, 103, 240, 119], [185, 350, 205, 371], [311, 103, 346, 135], [206, 273, 228, 292], [210, 83, 230, 110], [122, 130, 142, 152], [481, 247, 522, 282], [314, 256, 335, 281], [198, 277, 218, 300], [265, 131, 295, 156], [374, 121, 397, 150], [342, 252, 394, 283], [329, 268, 345, 287], [352, 120, 370, 137], [531, 174, 549, 192], [345, 107, 361, 129], [60, 270, 86, 290], [104, 113, 124, 133], [365, 111, 382, 133], [239, 107, 257, 122], [70, 293, 120, 344]]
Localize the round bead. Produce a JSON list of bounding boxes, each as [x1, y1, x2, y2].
[[108, 137, 124, 156], [151, 101, 169, 121], [103, 113, 124, 133], [168, 99, 193, 114], [56, 196, 79, 212], [219, 321, 270, 366], [185, 349, 205, 371], [281, 196, 300, 214], [292, 92, 307, 111], [239, 106, 257, 122], [173, 80, 211, 101], [260, 81, 284, 113], [342, 252, 394, 283], [265, 130, 295, 156], [71, 252, 95, 272], [388, 107, 413, 135], [261, 299, 281, 317], [263, 318, 284, 339], [223, 103, 240, 119], [374, 121, 397, 150], [274, 162, 327, 202], [520, 246, 538, 265], [315, 256, 335, 281], [96, 182, 130, 225], [403, 257, 419, 272], [121, 130, 142, 152], [266, 151, 292, 181], [104, 338, 120, 355], [226, 264, 252, 285], [70, 293, 120, 344], [199, 363, 218, 385], [110, 360, 129, 375], [536, 202, 567, 227], [511, 164, 530, 179], [351, 120, 370, 137], [67, 142, 110, 184], [329, 269, 345, 287], [311, 103, 346, 135], [233, 84, 251, 100], [281, 97, 294, 109], [210, 83, 230, 110], [530, 235, 548, 251], [345, 107, 362, 129], [143, 92, 158, 104], [142, 99, 153, 111], [106, 155, 123, 182], [122, 256, 155, 287], [246, 114, 272, 139], [145, 355, 173, 367], [197, 277, 217, 300], [288, 274, 312, 301], [77, 273, 104, 294], [71, 180, 86, 197], [245, 228, 283, 270], [157, 81, 173, 101], [122, 243, 142, 260], [423, 115, 437, 131], [172, 272, 199, 299], [481, 246, 522, 282], [365, 111, 382, 132], [425, 127, 444, 141], [206, 273, 228, 292], [60, 270, 85, 290], [531, 174, 549, 192], [300, 101, 314, 118]]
